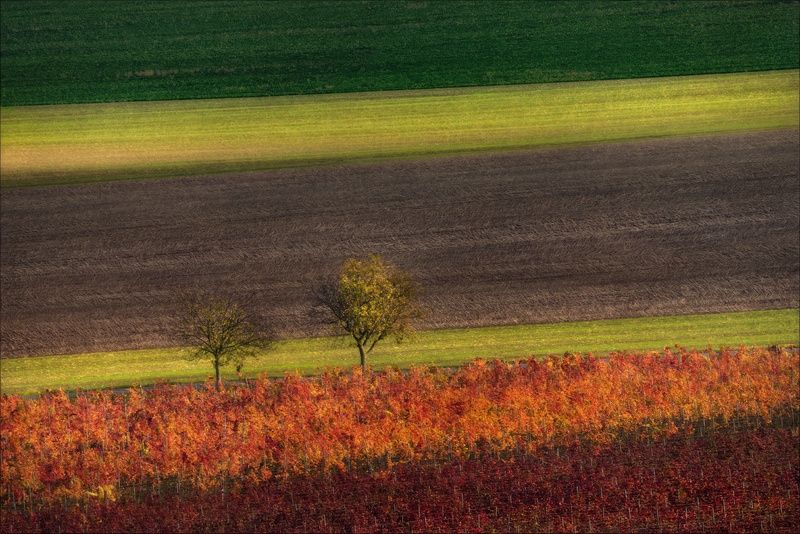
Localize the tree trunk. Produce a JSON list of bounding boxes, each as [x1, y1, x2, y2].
[[214, 358, 221, 391], [357, 342, 366, 370]]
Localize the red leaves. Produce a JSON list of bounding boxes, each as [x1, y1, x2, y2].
[[0, 347, 797, 526], [4, 425, 798, 533]]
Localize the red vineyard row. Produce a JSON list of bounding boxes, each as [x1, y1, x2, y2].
[[3, 424, 798, 533], [1, 347, 797, 507]]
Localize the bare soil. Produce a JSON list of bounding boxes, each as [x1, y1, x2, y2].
[[1, 130, 798, 357]]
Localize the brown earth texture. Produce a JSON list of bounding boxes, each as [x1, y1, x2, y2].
[[1, 129, 798, 357]]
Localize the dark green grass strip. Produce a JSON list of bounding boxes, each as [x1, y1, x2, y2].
[[1, 0, 797, 106]]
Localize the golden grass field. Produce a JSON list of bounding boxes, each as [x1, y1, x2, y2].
[[2, 70, 797, 186]]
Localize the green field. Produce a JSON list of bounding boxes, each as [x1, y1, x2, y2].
[[1, 1, 797, 106], [2, 70, 797, 187], [1, 309, 797, 396]]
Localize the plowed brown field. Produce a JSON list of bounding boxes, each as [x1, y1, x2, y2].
[[1, 129, 798, 357]]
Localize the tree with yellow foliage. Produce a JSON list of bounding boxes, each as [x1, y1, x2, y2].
[[314, 255, 423, 370]]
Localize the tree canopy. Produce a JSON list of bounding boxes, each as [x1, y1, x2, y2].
[[179, 294, 273, 390], [314, 255, 422, 369]]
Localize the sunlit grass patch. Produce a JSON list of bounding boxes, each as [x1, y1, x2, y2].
[[1, 308, 797, 395], [2, 70, 797, 187]]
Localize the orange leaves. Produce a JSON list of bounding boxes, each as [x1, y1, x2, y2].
[[4, 425, 797, 533], [0, 347, 797, 508]]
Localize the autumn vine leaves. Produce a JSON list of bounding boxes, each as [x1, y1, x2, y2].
[[2, 347, 797, 510], [7, 426, 797, 533]]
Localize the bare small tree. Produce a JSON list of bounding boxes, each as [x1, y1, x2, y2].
[[179, 294, 273, 390], [313, 255, 423, 370]]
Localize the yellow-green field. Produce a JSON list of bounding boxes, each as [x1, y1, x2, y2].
[[1, 309, 797, 396], [1, 70, 797, 187]]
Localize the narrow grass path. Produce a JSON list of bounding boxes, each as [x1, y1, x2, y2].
[[1, 309, 797, 396], [2, 70, 797, 186]]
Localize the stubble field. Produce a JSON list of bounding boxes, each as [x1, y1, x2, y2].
[[2, 129, 798, 358]]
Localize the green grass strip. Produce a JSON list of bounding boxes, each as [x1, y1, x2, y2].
[[2, 309, 797, 396], [2, 70, 798, 187], [1, 0, 797, 106]]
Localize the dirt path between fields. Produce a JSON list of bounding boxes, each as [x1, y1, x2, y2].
[[2, 129, 798, 357]]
